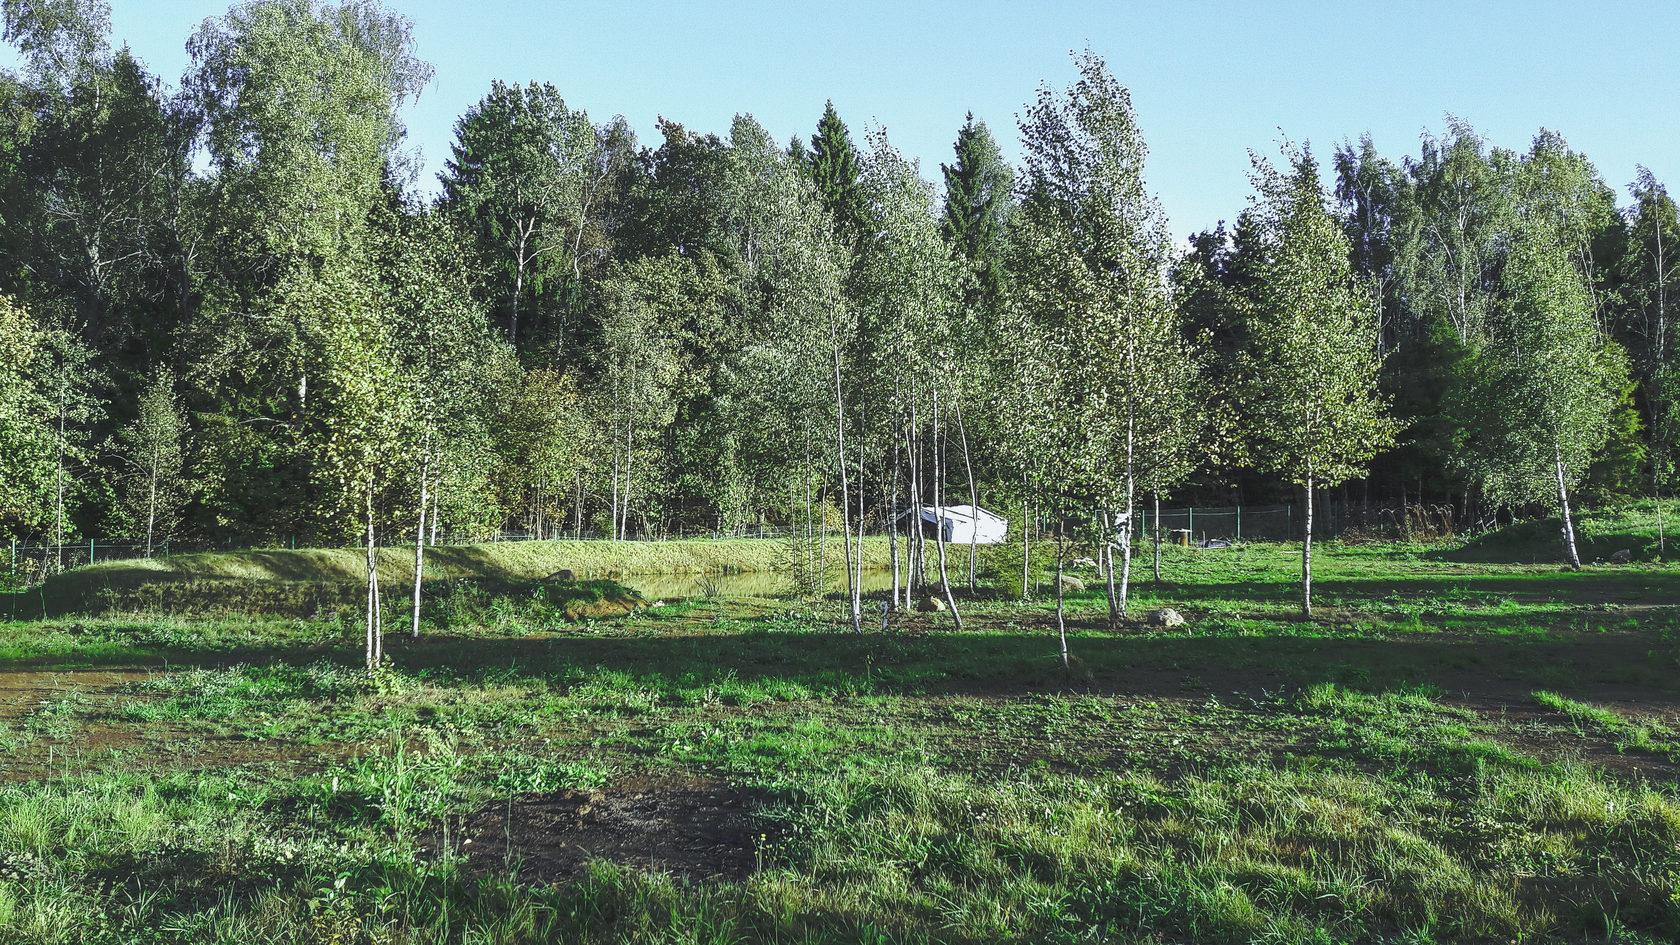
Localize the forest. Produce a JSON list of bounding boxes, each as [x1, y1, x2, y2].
[[9, 4, 1680, 943], [1, 0, 1675, 577]]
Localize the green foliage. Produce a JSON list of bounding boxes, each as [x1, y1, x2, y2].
[[0, 296, 56, 538], [1463, 221, 1625, 507], [1241, 147, 1398, 492], [438, 79, 615, 346], [108, 370, 188, 553], [806, 100, 866, 243]]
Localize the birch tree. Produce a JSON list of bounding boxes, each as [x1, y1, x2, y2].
[[1014, 49, 1191, 623], [439, 80, 610, 348], [1241, 147, 1396, 616], [1465, 220, 1626, 568], [1617, 169, 1680, 537], [111, 370, 188, 556], [853, 127, 964, 624]]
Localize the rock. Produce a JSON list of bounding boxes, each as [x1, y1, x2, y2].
[[1070, 557, 1099, 571], [1145, 607, 1185, 628], [545, 569, 577, 582], [917, 595, 947, 613], [1057, 574, 1085, 592], [1609, 549, 1633, 564]]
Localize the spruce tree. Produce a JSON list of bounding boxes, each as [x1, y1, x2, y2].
[[808, 100, 866, 242], [941, 112, 1013, 301]]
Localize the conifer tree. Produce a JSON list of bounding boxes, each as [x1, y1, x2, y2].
[[941, 112, 1013, 290], [808, 100, 866, 243]]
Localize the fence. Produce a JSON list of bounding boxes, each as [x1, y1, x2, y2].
[[4, 503, 1454, 587], [1135, 504, 1298, 543]]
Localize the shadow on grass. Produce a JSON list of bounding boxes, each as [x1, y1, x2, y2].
[[1148, 570, 1680, 608], [15, 610, 1675, 706]]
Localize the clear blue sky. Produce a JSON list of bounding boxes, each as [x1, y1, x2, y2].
[[7, 1, 1678, 238]]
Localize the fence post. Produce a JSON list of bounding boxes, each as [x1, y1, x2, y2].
[[1236, 505, 1241, 542], [90, 536, 95, 565], [1187, 506, 1193, 541]]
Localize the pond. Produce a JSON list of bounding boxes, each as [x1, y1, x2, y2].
[[613, 569, 899, 601]]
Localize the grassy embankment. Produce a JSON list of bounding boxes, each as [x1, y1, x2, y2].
[[0, 505, 1678, 943], [4, 536, 896, 618]]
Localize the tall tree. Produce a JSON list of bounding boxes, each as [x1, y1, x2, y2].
[[1014, 49, 1191, 623], [854, 127, 965, 625], [1615, 168, 1680, 527], [941, 112, 1014, 297], [439, 80, 622, 350], [1462, 221, 1626, 567], [1241, 147, 1396, 616], [184, 0, 430, 544], [807, 100, 866, 243]]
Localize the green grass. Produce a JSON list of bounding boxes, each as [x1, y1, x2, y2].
[[1, 532, 1680, 943], [3, 536, 898, 618]]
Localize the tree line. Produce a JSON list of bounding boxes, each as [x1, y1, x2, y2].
[[3, 2, 1674, 620]]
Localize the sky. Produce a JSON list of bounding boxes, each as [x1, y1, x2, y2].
[[5, 0, 1677, 239]]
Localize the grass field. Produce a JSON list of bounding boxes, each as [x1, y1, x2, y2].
[[1, 513, 1679, 943], [3, 536, 898, 618]]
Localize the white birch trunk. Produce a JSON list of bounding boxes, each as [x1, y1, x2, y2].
[[1556, 452, 1582, 569], [830, 335, 862, 634], [1302, 475, 1315, 618], [930, 386, 962, 627], [954, 399, 979, 591], [411, 433, 430, 639]]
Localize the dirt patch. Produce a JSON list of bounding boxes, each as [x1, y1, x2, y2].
[[439, 778, 771, 884]]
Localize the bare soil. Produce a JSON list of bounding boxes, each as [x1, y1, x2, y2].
[[439, 777, 771, 884]]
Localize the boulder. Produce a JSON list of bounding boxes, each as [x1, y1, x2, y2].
[[1609, 549, 1633, 564], [1145, 607, 1185, 628], [917, 595, 947, 613], [1058, 574, 1086, 593], [1070, 557, 1099, 571], [545, 569, 577, 582]]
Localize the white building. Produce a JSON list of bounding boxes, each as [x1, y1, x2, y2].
[[898, 505, 1008, 545]]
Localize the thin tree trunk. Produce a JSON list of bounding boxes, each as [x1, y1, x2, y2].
[[1055, 536, 1068, 670], [888, 457, 901, 610], [1556, 452, 1582, 569], [1117, 409, 1135, 616], [831, 333, 862, 634], [854, 435, 865, 630], [1301, 476, 1314, 618], [145, 455, 158, 558], [1151, 491, 1162, 582], [908, 409, 925, 594], [621, 420, 633, 539], [366, 477, 379, 669], [1021, 496, 1031, 599], [1102, 510, 1119, 625], [954, 398, 979, 591], [930, 386, 962, 627], [412, 433, 430, 639]]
